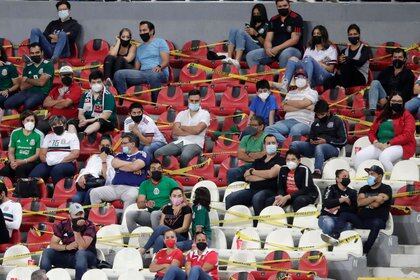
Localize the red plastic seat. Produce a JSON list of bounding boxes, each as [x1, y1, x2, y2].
[[394, 183, 420, 212], [321, 87, 346, 110], [0, 38, 14, 57], [338, 93, 365, 119], [110, 200, 124, 210], [81, 39, 110, 64], [42, 177, 77, 207], [251, 250, 292, 280], [174, 158, 215, 186], [297, 250, 328, 279], [88, 205, 117, 227], [0, 230, 21, 253], [78, 61, 103, 89], [117, 85, 151, 114], [21, 200, 49, 232], [8, 38, 30, 65], [144, 85, 185, 115], [267, 272, 293, 280], [210, 135, 239, 164], [182, 40, 208, 60], [179, 64, 207, 92], [210, 85, 249, 116], [195, 85, 216, 110], [210, 63, 241, 92], [156, 155, 180, 171], [221, 112, 248, 133], [280, 135, 307, 157], [156, 107, 178, 135], [12, 179, 48, 207], [0, 176, 13, 196], [26, 223, 53, 252], [370, 42, 401, 71], [79, 133, 102, 161], [55, 201, 72, 221], [229, 272, 256, 280], [216, 156, 245, 187], [407, 49, 419, 71], [245, 65, 275, 94]]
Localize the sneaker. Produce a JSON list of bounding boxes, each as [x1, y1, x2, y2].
[[321, 233, 339, 246], [221, 57, 232, 64], [312, 170, 322, 179], [279, 78, 289, 93], [22, 54, 32, 64], [230, 59, 240, 69]]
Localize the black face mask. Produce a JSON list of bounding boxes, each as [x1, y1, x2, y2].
[[312, 36, 323, 45], [121, 39, 130, 47], [318, 115, 329, 122], [30, 55, 42, 64], [101, 146, 112, 155], [341, 178, 351, 187], [278, 8, 289, 17], [392, 59, 404, 69], [196, 242, 207, 251], [151, 171, 162, 181], [53, 125, 64, 135], [140, 33, 151, 42], [348, 36, 360, 45], [72, 217, 86, 232], [247, 126, 258, 136], [253, 15, 263, 23], [61, 76, 73, 87], [390, 103, 404, 113], [131, 115, 143, 123]]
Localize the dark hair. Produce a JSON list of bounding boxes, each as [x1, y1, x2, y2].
[[309, 25, 330, 50], [100, 134, 113, 144], [194, 232, 207, 241], [275, 0, 290, 4], [193, 187, 211, 211], [286, 149, 301, 159], [250, 115, 264, 126], [188, 89, 201, 98], [29, 42, 42, 52], [0, 46, 7, 63], [347, 24, 360, 34], [170, 187, 184, 196], [392, 47, 407, 59], [139, 21, 155, 34], [122, 132, 140, 147], [335, 169, 348, 178], [264, 134, 277, 144], [119, 28, 132, 39], [56, 0, 71, 10], [163, 228, 176, 237], [49, 115, 66, 127], [0, 181, 7, 196], [150, 159, 162, 167], [88, 70, 104, 82], [314, 99, 330, 114], [129, 102, 144, 112], [256, 79, 270, 91], [20, 110, 38, 128], [250, 4, 268, 28], [377, 91, 405, 122]]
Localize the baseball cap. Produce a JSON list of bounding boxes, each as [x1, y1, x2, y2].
[[59, 65, 73, 74], [364, 165, 384, 176], [69, 203, 84, 218], [293, 68, 308, 78]]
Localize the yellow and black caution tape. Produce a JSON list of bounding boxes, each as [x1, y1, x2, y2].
[[2, 109, 48, 122], [22, 202, 107, 216], [0, 250, 43, 263], [164, 158, 211, 176], [393, 189, 420, 198]]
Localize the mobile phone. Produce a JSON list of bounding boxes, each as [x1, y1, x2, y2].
[[245, 23, 250, 28]]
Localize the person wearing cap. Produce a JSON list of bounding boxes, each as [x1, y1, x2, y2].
[[40, 203, 97, 280], [265, 69, 318, 143], [0, 181, 22, 244]]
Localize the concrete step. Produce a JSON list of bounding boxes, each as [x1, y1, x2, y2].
[[371, 267, 420, 278], [390, 254, 420, 268], [399, 245, 420, 255]]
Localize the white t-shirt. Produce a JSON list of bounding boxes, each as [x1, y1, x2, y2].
[[303, 45, 338, 65], [284, 87, 318, 126], [0, 200, 22, 237], [76, 154, 115, 185], [42, 131, 80, 166], [124, 115, 167, 144], [173, 108, 210, 148]]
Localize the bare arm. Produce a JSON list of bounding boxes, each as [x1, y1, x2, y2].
[[43, 96, 59, 108], [172, 122, 191, 137], [108, 40, 121, 57], [74, 232, 93, 250], [269, 110, 276, 126], [357, 193, 377, 207], [8, 77, 20, 93], [124, 45, 137, 63], [134, 60, 141, 70], [39, 148, 47, 163], [237, 148, 255, 162], [180, 122, 207, 135], [263, 32, 273, 50], [251, 164, 281, 179], [149, 260, 171, 273], [202, 262, 216, 273], [160, 52, 169, 69], [49, 235, 67, 251], [414, 83, 420, 95], [173, 213, 192, 234], [53, 98, 74, 109], [8, 147, 16, 163], [99, 111, 112, 120], [136, 194, 147, 209], [61, 150, 80, 163]]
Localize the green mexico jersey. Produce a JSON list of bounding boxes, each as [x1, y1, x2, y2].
[[79, 89, 116, 123], [9, 128, 44, 160], [138, 176, 178, 212], [0, 62, 18, 91], [23, 60, 54, 94]]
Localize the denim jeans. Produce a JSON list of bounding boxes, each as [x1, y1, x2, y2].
[[140, 141, 167, 160], [143, 225, 189, 253], [71, 189, 94, 205], [290, 141, 339, 172], [29, 162, 76, 185], [246, 47, 302, 68], [30, 28, 70, 59], [4, 90, 47, 110], [113, 69, 168, 102], [367, 80, 387, 110], [284, 56, 333, 87], [225, 188, 275, 217], [154, 142, 202, 168], [40, 248, 97, 280], [318, 215, 352, 235], [227, 163, 253, 184], [228, 28, 260, 52], [264, 118, 310, 143], [162, 266, 187, 280], [405, 96, 420, 117]]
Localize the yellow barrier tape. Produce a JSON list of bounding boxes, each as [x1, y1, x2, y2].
[[337, 115, 373, 127], [393, 190, 420, 198], [329, 86, 369, 107], [0, 250, 43, 262], [22, 202, 107, 216], [2, 110, 48, 121], [164, 158, 211, 176]]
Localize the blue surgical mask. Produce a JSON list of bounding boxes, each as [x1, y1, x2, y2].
[[367, 175, 376, 186], [266, 144, 277, 155], [188, 103, 200, 112], [122, 146, 130, 154]]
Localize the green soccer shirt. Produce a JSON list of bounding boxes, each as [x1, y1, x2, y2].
[[23, 60, 54, 95], [0, 62, 18, 91], [9, 128, 44, 160]]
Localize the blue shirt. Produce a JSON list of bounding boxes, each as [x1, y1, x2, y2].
[[249, 94, 278, 125], [136, 38, 169, 77], [112, 151, 151, 186]]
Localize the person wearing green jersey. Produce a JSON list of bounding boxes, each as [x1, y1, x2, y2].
[[0, 46, 20, 109], [4, 43, 54, 110], [0, 110, 44, 179]]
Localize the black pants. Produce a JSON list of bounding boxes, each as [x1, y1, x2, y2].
[[0, 209, 10, 244], [67, 118, 115, 134], [324, 63, 367, 89], [103, 55, 133, 80], [0, 162, 38, 179], [265, 194, 316, 212]]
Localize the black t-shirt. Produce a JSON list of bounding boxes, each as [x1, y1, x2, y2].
[[268, 11, 303, 51], [250, 22, 270, 46], [321, 184, 358, 216], [358, 183, 392, 221], [250, 153, 285, 191], [162, 205, 192, 238]]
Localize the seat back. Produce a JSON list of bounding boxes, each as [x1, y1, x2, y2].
[[82, 39, 110, 63], [128, 226, 153, 248], [230, 272, 257, 280], [113, 248, 143, 272], [46, 268, 72, 280], [88, 205, 117, 226], [292, 205, 319, 231], [390, 160, 419, 182], [228, 251, 256, 272], [394, 183, 420, 208], [264, 250, 292, 270], [210, 227, 227, 249], [209, 209, 220, 226], [298, 250, 328, 278], [121, 203, 141, 232], [181, 40, 208, 57], [118, 270, 145, 280], [3, 244, 31, 266], [53, 177, 77, 200], [257, 206, 287, 230], [81, 269, 109, 280], [191, 180, 219, 202], [26, 223, 53, 252], [0, 229, 21, 253], [355, 159, 384, 178], [224, 205, 253, 227], [6, 267, 34, 280], [298, 230, 328, 252], [223, 181, 249, 202], [322, 158, 351, 180], [96, 224, 123, 252], [350, 136, 371, 159], [212, 63, 240, 85], [198, 85, 216, 109], [265, 229, 294, 250], [332, 230, 363, 258], [232, 228, 261, 250]]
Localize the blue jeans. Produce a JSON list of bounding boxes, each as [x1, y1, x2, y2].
[[246, 47, 302, 68], [40, 248, 97, 280], [264, 118, 310, 143], [114, 69, 168, 102], [162, 266, 187, 280], [29, 162, 76, 185], [290, 141, 339, 172], [140, 141, 167, 160], [367, 80, 387, 110], [284, 56, 333, 86], [227, 163, 253, 184], [228, 28, 260, 52], [4, 90, 46, 110], [405, 96, 420, 117], [30, 28, 70, 59], [143, 225, 189, 253], [225, 188, 275, 217], [318, 215, 352, 235], [72, 189, 94, 205]]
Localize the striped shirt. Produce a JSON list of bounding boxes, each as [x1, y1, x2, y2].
[[42, 131, 80, 166]]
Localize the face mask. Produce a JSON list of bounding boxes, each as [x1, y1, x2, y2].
[[120, 39, 130, 47], [392, 59, 404, 69], [122, 146, 131, 154], [131, 115, 143, 123], [312, 35, 323, 45], [390, 103, 404, 113], [348, 36, 360, 45], [91, 83, 103, 93], [151, 171, 162, 181], [140, 33, 151, 42], [188, 102, 200, 112], [340, 178, 351, 187], [253, 16, 263, 22], [247, 126, 258, 136], [30, 55, 42, 64], [278, 8, 289, 17], [266, 144, 277, 155], [58, 9, 69, 21], [318, 115, 329, 122], [164, 239, 176, 249], [171, 197, 183, 206], [100, 146, 112, 155], [24, 121, 35, 131], [196, 242, 207, 251], [61, 76, 73, 86], [367, 175, 376, 186], [53, 125, 64, 135], [295, 77, 307, 88], [286, 161, 298, 170], [258, 91, 270, 101]]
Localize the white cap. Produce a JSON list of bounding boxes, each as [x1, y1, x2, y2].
[[59, 65, 73, 74], [68, 203, 84, 218]]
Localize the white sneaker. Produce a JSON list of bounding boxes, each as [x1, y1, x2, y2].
[[321, 233, 339, 246], [230, 59, 240, 69], [222, 57, 232, 64]]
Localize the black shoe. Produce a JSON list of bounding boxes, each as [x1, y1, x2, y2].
[[312, 171, 322, 179]]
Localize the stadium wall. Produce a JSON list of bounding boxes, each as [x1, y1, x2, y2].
[[0, 1, 419, 50]]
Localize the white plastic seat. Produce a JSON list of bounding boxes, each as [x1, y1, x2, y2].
[[257, 206, 287, 230], [322, 158, 351, 180], [210, 228, 227, 249], [121, 203, 143, 233], [103, 248, 143, 277], [118, 270, 145, 280], [223, 181, 249, 202], [47, 268, 72, 280], [209, 209, 219, 226], [390, 160, 419, 182], [332, 230, 363, 258], [231, 228, 261, 250], [355, 159, 384, 178], [301, 157, 315, 173], [81, 269, 108, 280], [298, 229, 328, 252], [223, 205, 253, 227], [191, 180, 220, 202], [96, 224, 124, 254], [3, 244, 31, 266], [350, 136, 371, 160], [128, 226, 153, 248], [6, 267, 37, 280], [265, 228, 295, 250], [314, 183, 323, 210], [292, 205, 320, 231], [227, 250, 256, 271]]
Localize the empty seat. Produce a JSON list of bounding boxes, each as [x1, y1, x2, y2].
[[322, 158, 351, 180], [216, 158, 246, 187], [355, 159, 384, 178], [232, 228, 261, 250], [251, 250, 292, 280], [6, 267, 36, 280], [0, 229, 21, 253], [26, 222, 53, 252], [257, 206, 287, 230], [223, 205, 253, 227], [197, 85, 217, 109], [338, 93, 365, 119], [245, 65, 274, 93], [144, 85, 185, 115], [210, 135, 239, 164], [265, 229, 295, 250], [102, 248, 143, 277], [221, 112, 248, 133], [210, 63, 240, 92], [390, 160, 419, 182], [332, 230, 363, 258], [118, 270, 145, 280], [320, 87, 346, 109], [292, 205, 320, 231], [96, 224, 123, 254], [210, 227, 227, 249], [230, 272, 257, 280], [298, 230, 328, 253], [42, 177, 77, 207], [128, 226, 153, 248], [82, 39, 110, 64], [47, 268, 72, 280], [394, 183, 420, 212], [179, 64, 207, 92], [212, 85, 249, 116], [298, 250, 328, 278], [228, 251, 256, 272], [82, 269, 109, 280], [182, 40, 208, 58], [222, 181, 249, 202], [191, 180, 220, 203], [3, 244, 31, 266], [21, 200, 49, 231], [88, 205, 117, 227]]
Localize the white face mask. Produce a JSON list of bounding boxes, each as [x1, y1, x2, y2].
[[58, 9, 69, 21], [295, 77, 307, 88], [258, 91, 270, 101], [286, 160, 298, 170], [91, 83, 103, 93], [24, 121, 35, 131]]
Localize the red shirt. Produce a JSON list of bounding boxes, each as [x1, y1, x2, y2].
[[48, 83, 82, 119], [186, 249, 219, 280], [286, 170, 298, 195], [154, 248, 184, 277]]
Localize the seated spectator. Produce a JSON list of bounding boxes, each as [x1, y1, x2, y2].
[[126, 159, 178, 231], [103, 28, 136, 82], [367, 48, 415, 111], [149, 229, 184, 280], [4, 43, 54, 110], [223, 4, 269, 68], [290, 100, 347, 178], [227, 115, 266, 184], [318, 169, 357, 244], [405, 76, 419, 118], [90, 133, 151, 210], [279, 25, 337, 92], [40, 203, 97, 280], [72, 135, 115, 205], [190, 187, 212, 247], [246, 0, 303, 68], [124, 102, 167, 159], [29, 0, 81, 62], [0, 110, 44, 179], [165, 232, 219, 280], [249, 79, 278, 126], [225, 134, 285, 219], [29, 116, 79, 185], [269, 149, 318, 211], [68, 70, 116, 139], [154, 90, 210, 168], [265, 69, 318, 143], [330, 165, 392, 255], [0, 182, 22, 244], [354, 92, 415, 172], [114, 21, 169, 102], [0, 46, 20, 108], [31, 269, 48, 280], [139, 187, 192, 254]]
